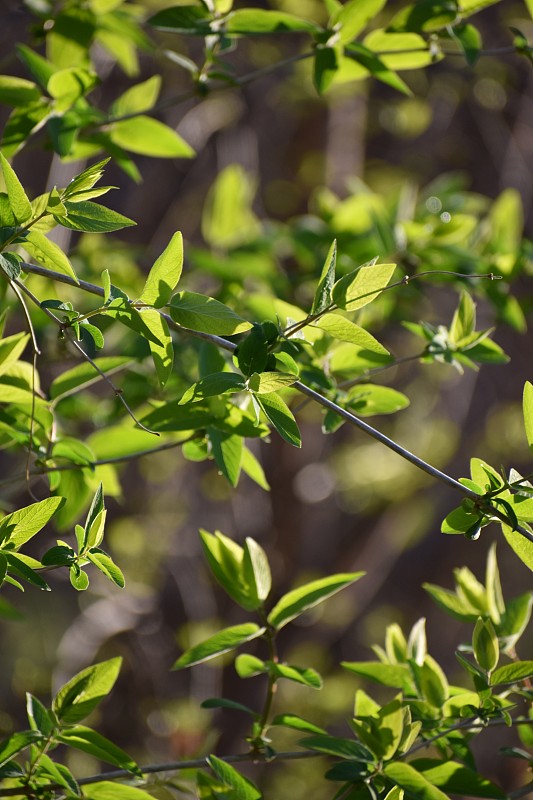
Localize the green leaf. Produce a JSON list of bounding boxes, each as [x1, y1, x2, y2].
[[312, 240, 337, 313], [207, 428, 243, 487], [412, 759, 505, 799], [491, 660, 533, 686], [201, 164, 261, 250], [0, 731, 43, 768], [332, 262, 397, 310], [70, 563, 90, 591], [206, 755, 262, 800], [450, 291, 476, 344], [200, 530, 258, 611], [173, 623, 265, 670], [52, 657, 122, 724], [363, 29, 436, 69], [111, 117, 194, 158], [502, 524, 533, 572], [345, 44, 411, 94], [384, 762, 450, 800], [450, 23, 482, 65], [341, 661, 415, 693], [0, 332, 30, 378], [87, 549, 125, 588], [331, 0, 387, 43], [256, 392, 301, 448], [140, 310, 174, 388], [270, 662, 322, 688], [0, 152, 33, 223], [23, 230, 78, 281], [234, 653, 267, 678], [313, 314, 390, 354], [423, 583, 478, 621], [411, 655, 449, 707], [441, 505, 480, 534], [83, 781, 156, 800], [180, 372, 245, 405], [0, 252, 22, 279], [271, 714, 326, 735], [314, 45, 341, 94], [201, 697, 256, 716], [4, 553, 49, 590], [26, 694, 55, 736], [57, 727, 140, 775], [346, 384, 409, 416], [50, 357, 131, 402], [248, 371, 297, 394], [111, 75, 161, 116], [268, 572, 363, 629], [241, 446, 270, 490], [59, 200, 136, 232], [170, 291, 252, 335], [243, 537, 271, 606], [0, 76, 41, 107], [148, 6, 212, 35], [473, 617, 499, 673], [523, 381, 533, 451], [226, 9, 319, 33], [139, 231, 183, 308], [64, 158, 111, 199], [47, 68, 98, 112], [0, 496, 64, 549]]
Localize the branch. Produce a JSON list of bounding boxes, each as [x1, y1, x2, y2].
[[0, 751, 320, 796], [18, 263, 533, 542]]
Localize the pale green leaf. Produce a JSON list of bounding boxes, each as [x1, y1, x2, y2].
[[523, 381, 533, 451], [207, 428, 243, 487], [247, 371, 297, 394], [311, 239, 336, 313], [57, 727, 139, 774], [111, 75, 161, 116], [59, 200, 135, 232], [0, 151, 33, 223], [110, 116, 194, 158], [226, 9, 319, 33], [23, 230, 78, 282], [140, 310, 174, 388], [139, 231, 183, 308], [412, 759, 506, 799], [179, 372, 245, 405], [0, 332, 30, 378], [331, 0, 387, 43], [83, 781, 155, 800], [0, 496, 64, 549], [332, 262, 397, 310], [207, 755, 262, 800], [502, 524, 533, 573], [384, 762, 450, 800], [243, 537, 271, 605], [50, 357, 131, 402], [268, 572, 363, 629], [256, 391, 301, 447], [173, 623, 265, 669], [52, 658, 122, 724], [170, 291, 252, 335], [314, 314, 389, 354], [342, 661, 415, 693], [86, 549, 125, 588]]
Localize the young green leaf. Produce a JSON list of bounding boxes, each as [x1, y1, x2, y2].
[[110, 117, 194, 158], [312, 240, 337, 314], [49, 357, 131, 402], [313, 314, 390, 354], [225, 9, 319, 33], [247, 371, 297, 394], [170, 291, 252, 335], [206, 755, 262, 800], [139, 231, 184, 308], [234, 653, 268, 678], [58, 200, 136, 232], [256, 392, 301, 448], [472, 617, 499, 673], [491, 661, 533, 686], [0, 152, 33, 223], [331, 0, 387, 43], [206, 428, 243, 487], [111, 76, 161, 117], [199, 530, 258, 610], [0, 496, 64, 549], [342, 661, 416, 693], [411, 759, 505, 799], [26, 693, 54, 736], [179, 373, 245, 405], [268, 572, 364, 629], [271, 714, 326, 735], [243, 537, 271, 606], [384, 762, 450, 800], [271, 662, 322, 689], [0, 731, 43, 768], [86, 549, 125, 588], [57, 727, 140, 775], [523, 381, 533, 451], [23, 230, 78, 282], [332, 262, 397, 310], [141, 310, 174, 388], [173, 623, 265, 670], [502, 524, 533, 573], [52, 657, 122, 724], [0, 332, 30, 378], [83, 781, 156, 800], [63, 159, 111, 199]]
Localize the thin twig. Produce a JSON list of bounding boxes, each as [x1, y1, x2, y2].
[[12, 277, 159, 436], [18, 263, 533, 541]]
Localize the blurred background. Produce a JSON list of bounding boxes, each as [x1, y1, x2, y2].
[[0, 0, 532, 797]]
